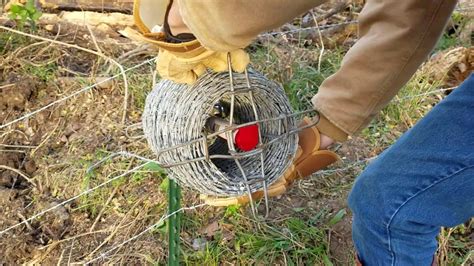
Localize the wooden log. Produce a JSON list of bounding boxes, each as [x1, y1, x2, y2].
[[39, 0, 134, 14], [3, 0, 133, 14]]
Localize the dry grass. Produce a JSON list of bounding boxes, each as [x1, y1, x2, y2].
[[1, 4, 473, 265]]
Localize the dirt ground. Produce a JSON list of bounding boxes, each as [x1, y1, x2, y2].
[[1, 2, 473, 265]]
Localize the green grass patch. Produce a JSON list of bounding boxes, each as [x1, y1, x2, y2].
[[128, 72, 155, 109], [0, 31, 29, 54], [22, 63, 58, 82], [180, 207, 338, 265], [434, 11, 471, 52], [251, 45, 344, 111]]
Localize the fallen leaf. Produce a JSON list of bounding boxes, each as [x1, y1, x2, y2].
[[202, 221, 219, 238]]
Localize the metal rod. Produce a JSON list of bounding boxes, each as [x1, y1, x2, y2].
[[226, 53, 258, 217], [245, 68, 270, 217], [168, 179, 181, 266]]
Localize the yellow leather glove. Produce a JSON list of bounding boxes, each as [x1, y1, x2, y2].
[[133, 0, 250, 84], [156, 47, 250, 84]]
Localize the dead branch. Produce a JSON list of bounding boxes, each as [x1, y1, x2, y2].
[[39, 0, 133, 14]]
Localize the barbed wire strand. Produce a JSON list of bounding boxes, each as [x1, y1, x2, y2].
[[0, 58, 155, 130], [83, 155, 376, 264], [84, 203, 207, 265], [0, 162, 149, 236], [396, 87, 455, 101], [0, 42, 457, 239], [314, 156, 376, 176], [0, 11, 468, 261], [0, 147, 374, 258], [259, 5, 474, 37], [260, 20, 358, 37], [258, 3, 473, 37], [86, 151, 159, 173], [2, 8, 466, 131]]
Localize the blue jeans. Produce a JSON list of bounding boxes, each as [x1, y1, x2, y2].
[[348, 74, 474, 266]]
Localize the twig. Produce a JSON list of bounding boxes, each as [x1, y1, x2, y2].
[[16, 212, 34, 231], [83, 197, 145, 261], [31, 119, 61, 156], [0, 149, 27, 154], [39, 2, 133, 13], [30, 24, 62, 62], [29, 241, 60, 264], [259, 21, 357, 37], [86, 25, 103, 55], [461, 251, 473, 266], [0, 130, 29, 141], [117, 45, 154, 63], [0, 144, 37, 149], [89, 186, 119, 232], [39, 229, 109, 250], [87, 24, 129, 124], [67, 240, 75, 266], [313, 2, 349, 23], [125, 123, 145, 140], [0, 165, 37, 188], [10, 41, 48, 60], [395, 87, 455, 101], [57, 247, 68, 266], [0, 83, 15, 89], [311, 12, 325, 73]]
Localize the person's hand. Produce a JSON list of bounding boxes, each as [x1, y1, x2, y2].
[[320, 133, 335, 150], [203, 117, 340, 206], [167, 1, 333, 148], [156, 48, 250, 84], [133, 0, 250, 84], [167, 0, 190, 35]]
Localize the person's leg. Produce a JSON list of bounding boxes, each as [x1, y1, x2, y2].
[[348, 74, 474, 266]]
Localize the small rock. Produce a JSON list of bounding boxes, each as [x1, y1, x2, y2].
[[202, 221, 219, 238], [44, 24, 54, 31], [192, 238, 207, 251], [24, 160, 37, 175], [95, 77, 114, 90], [0, 187, 14, 205]]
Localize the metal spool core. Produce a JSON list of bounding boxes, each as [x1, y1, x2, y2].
[[142, 70, 298, 196]]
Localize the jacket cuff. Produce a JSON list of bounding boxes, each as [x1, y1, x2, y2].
[[316, 113, 349, 142]]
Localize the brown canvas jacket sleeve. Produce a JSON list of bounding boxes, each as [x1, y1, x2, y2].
[[178, 0, 328, 51], [312, 0, 457, 141], [178, 0, 457, 141]]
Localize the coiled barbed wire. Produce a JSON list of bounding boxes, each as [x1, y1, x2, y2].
[[142, 70, 298, 196]]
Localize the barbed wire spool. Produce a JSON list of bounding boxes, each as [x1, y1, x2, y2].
[[142, 70, 298, 196]]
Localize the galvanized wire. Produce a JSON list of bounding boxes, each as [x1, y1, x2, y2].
[[0, 58, 155, 130], [82, 155, 375, 264], [84, 203, 207, 265], [0, 162, 149, 236], [142, 70, 300, 196], [259, 20, 358, 37]]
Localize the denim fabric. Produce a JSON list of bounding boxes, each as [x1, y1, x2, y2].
[[348, 74, 474, 266]]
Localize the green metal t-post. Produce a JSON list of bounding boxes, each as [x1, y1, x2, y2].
[[168, 179, 181, 266]]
